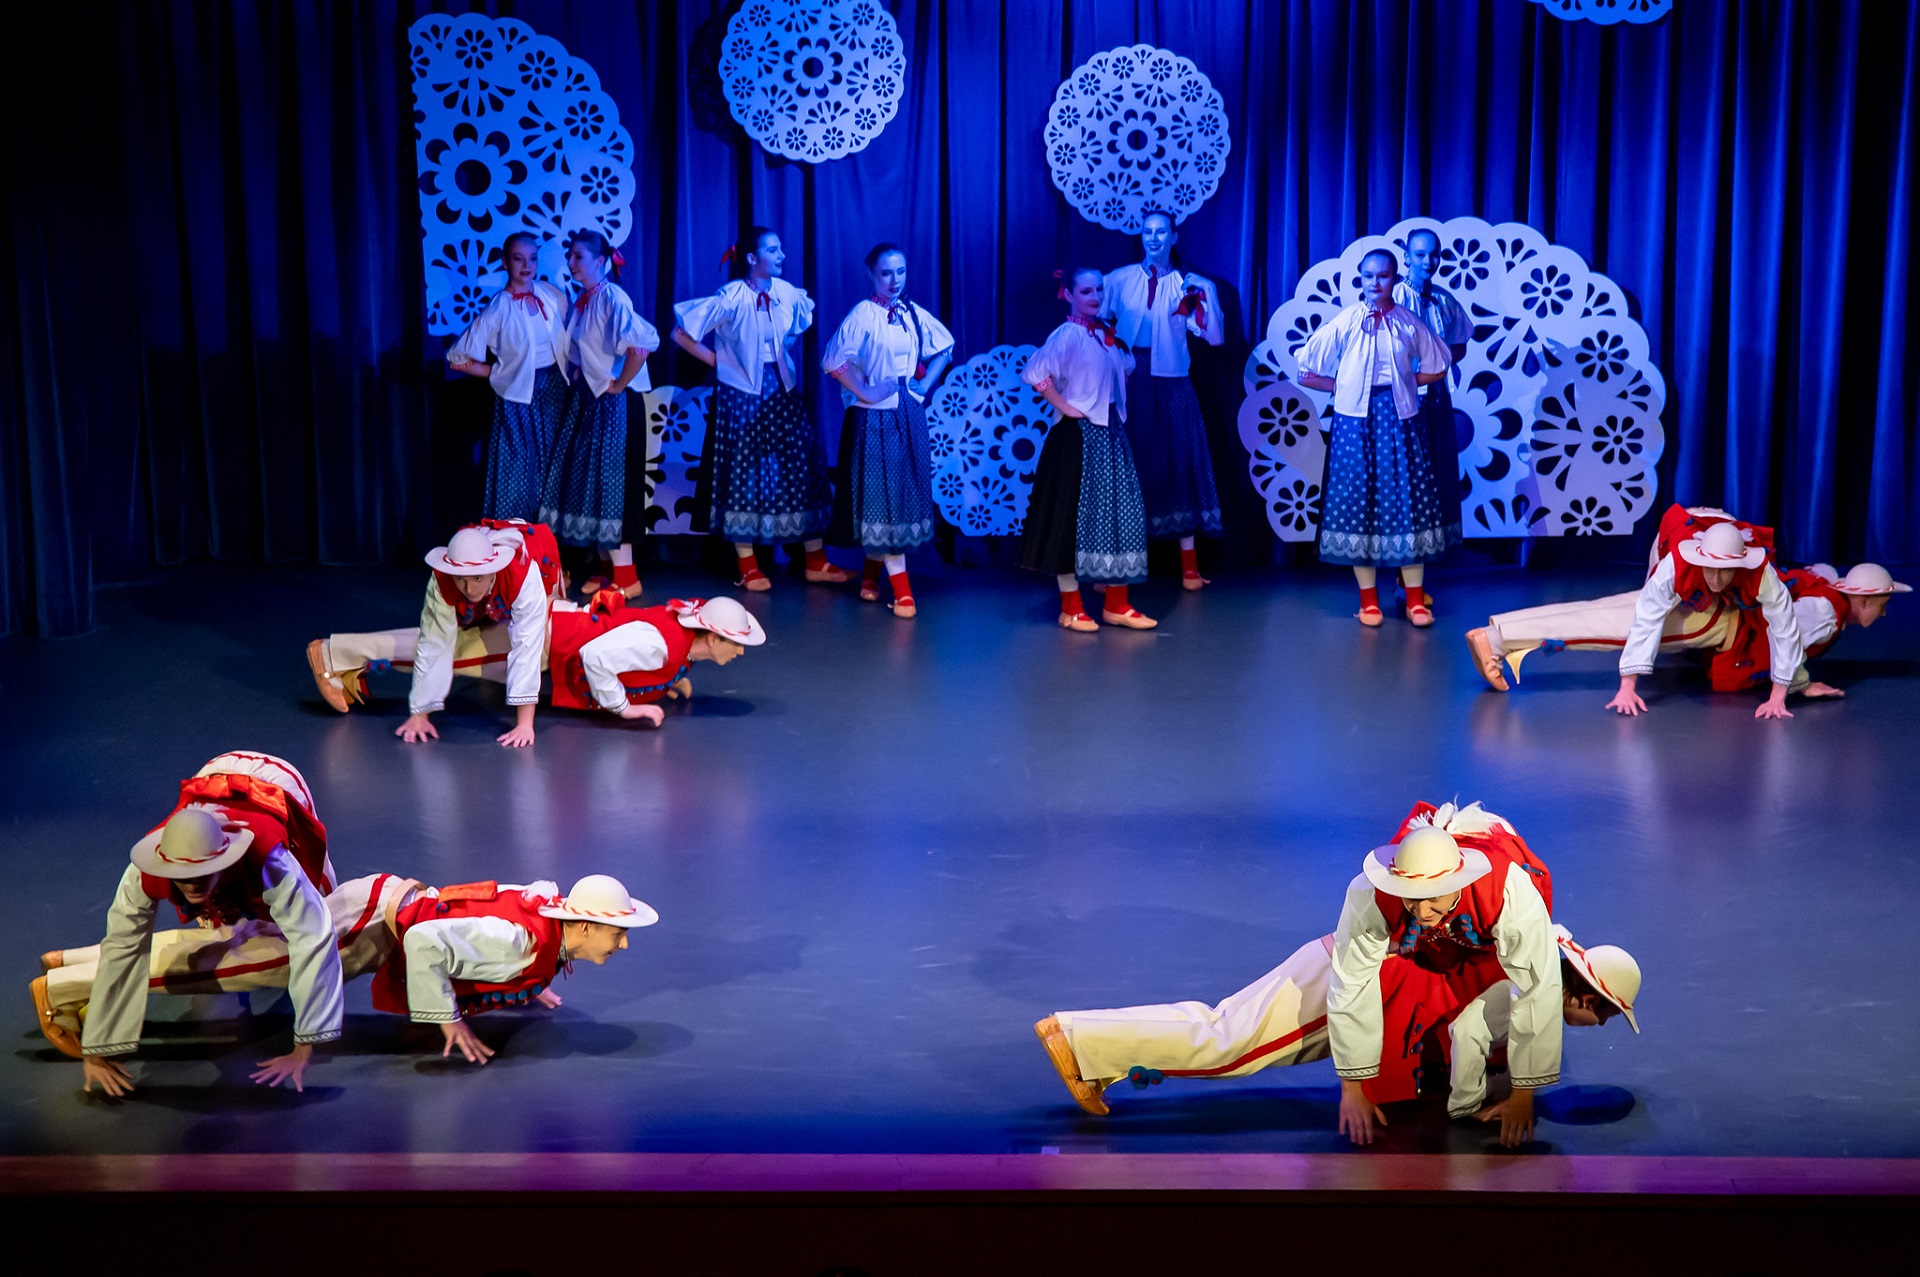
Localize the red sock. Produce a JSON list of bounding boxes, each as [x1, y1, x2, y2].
[[1060, 588, 1086, 617], [1180, 546, 1200, 577], [1405, 585, 1426, 610], [805, 546, 831, 572], [1359, 586, 1381, 612], [862, 559, 884, 585], [1103, 585, 1130, 613], [612, 561, 639, 589], [889, 570, 913, 602]]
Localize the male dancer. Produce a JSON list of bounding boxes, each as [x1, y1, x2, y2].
[[39, 752, 342, 1096], [1770, 562, 1909, 698], [307, 519, 562, 747], [35, 873, 656, 1071], [1465, 505, 1805, 720]]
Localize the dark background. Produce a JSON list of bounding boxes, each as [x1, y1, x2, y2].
[[5, 0, 1915, 636]]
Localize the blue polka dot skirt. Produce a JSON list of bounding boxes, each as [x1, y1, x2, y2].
[[1124, 355, 1222, 540], [1318, 385, 1450, 566], [831, 401, 935, 553], [539, 377, 626, 550], [707, 366, 833, 543], [1019, 417, 1149, 585], [482, 365, 565, 522]]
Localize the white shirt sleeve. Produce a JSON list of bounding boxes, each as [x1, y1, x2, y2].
[[408, 578, 459, 714], [259, 844, 345, 1046], [1493, 862, 1562, 1089], [1447, 982, 1512, 1116], [1794, 596, 1838, 652], [913, 304, 955, 361], [402, 916, 540, 1023], [579, 621, 670, 712], [1757, 564, 1806, 687], [1620, 555, 1681, 676], [1406, 313, 1452, 375], [504, 566, 549, 707], [1294, 311, 1350, 380], [447, 297, 502, 370], [79, 864, 160, 1057], [1326, 876, 1391, 1080], [674, 288, 726, 342]]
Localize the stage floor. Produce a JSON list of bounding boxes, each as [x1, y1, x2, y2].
[[6, 555, 1919, 1160]]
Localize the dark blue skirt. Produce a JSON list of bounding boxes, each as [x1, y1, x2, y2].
[[1420, 379, 1464, 550], [706, 365, 833, 543], [1318, 386, 1449, 566], [483, 365, 565, 523], [539, 377, 626, 549], [1123, 353, 1222, 540], [831, 399, 935, 553]]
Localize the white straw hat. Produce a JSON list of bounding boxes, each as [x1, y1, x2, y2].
[[1362, 826, 1492, 899], [674, 596, 766, 646], [425, 526, 514, 576], [1555, 926, 1641, 1033], [129, 807, 256, 879], [1675, 521, 1765, 570], [537, 874, 659, 928], [1832, 563, 1911, 596]]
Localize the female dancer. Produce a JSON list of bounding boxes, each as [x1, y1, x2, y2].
[[1019, 268, 1155, 632], [1101, 210, 1224, 588], [447, 232, 570, 521], [672, 226, 849, 590], [538, 229, 657, 599], [1295, 248, 1451, 627], [822, 243, 955, 617]]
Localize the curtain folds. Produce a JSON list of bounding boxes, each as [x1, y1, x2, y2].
[[3, 0, 1913, 635]]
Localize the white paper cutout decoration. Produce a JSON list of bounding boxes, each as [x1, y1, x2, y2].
[[925, 346, 1057, 537], [1527, 0, 1672, 25], [719, 0, 906, 163], [639, 386, 711, 535], [1044, 45, 1231, 232], [1244, 216, 1668, 541], [410, 14, 636, 336]]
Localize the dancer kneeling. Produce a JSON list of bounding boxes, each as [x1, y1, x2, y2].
[[1037, 804, 1635, 1148], [1765, 561, 1909, 699], [1464, 504, 1808, 720], [36, 874, 655, 1072], [1018, 266, 1156, 631], [307, 519, 562, 746], [32, 752, 340, 1095], [548, 594, 766, 727]]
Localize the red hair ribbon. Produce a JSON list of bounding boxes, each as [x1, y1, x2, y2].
[[1053, 268, 1067, 302], [610, 247, 625, 268], [719, 244, 737, 271]]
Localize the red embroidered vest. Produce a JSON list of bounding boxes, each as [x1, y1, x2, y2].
[[1650, 504, 1778, 691], [137, 773, 334, 926], [432, 521, 562, 627], [1371, 802, 1555, 981], [371, 882, 566, 1018], [548, 603, 697, 711]]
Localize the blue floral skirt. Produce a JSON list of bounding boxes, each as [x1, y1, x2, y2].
[[483, 365, 565, 522], [539, 378, 626, 550], [1318, 386, 1449, 566], [1019, 416, 1149, 585], [1420, 379, 1464, 550], [831, 400, 935, 553], [1123, 355, 1222, 540], [706, 366, 832, 543]]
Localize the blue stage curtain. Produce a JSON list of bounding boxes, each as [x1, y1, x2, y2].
[[3, 0, 1915, 635]]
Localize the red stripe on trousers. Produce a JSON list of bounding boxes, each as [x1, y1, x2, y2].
[[146, 873, 393, 990], [1160, 1015, 1330, 1078]]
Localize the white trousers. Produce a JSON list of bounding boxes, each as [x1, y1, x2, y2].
[[1488, 592, 1736, 662], [320, 625, 513, 689], [45, 874, 411, 1026], [1054, 937, 1335, 1083]]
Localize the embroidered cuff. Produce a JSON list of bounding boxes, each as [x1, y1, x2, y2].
[[1334, 1064, 1380, 1081], [409, 701, 446, 715], [1618, 664, 1654, 677], [411, 1010, 460, 1024], [83, 1042, 139, 1057], [1030, 375, 1055, 393], [1510, 1072, 1559, 1089], [827, 362, 852, 379], [506, 694, 539, 706], [294, 1029, 342, 1046], [1770, 673, 1795, 687]]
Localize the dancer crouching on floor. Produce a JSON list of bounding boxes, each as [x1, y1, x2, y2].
[[36, 872, 656, 1071], [312, 588, 764, 732], [1465, 504, 1808, 720], [33, 752, 341, 1094], [1018, 266, 1156, 631], [307, 520, 561, 746], [673, 226, 849, 591], [1295, 247, 1452, 627], [823, 242, 955, 618]]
